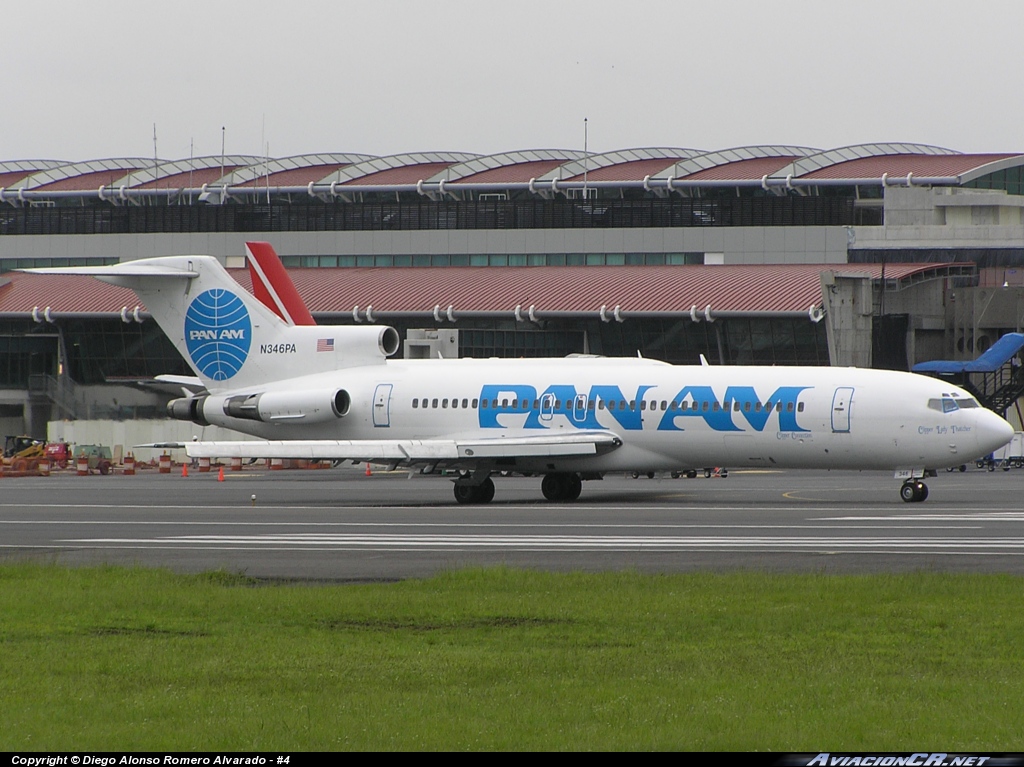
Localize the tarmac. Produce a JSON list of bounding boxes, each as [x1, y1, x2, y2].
[[1, 464, 1022, 579]]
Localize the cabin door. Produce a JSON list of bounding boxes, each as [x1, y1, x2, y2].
[[831, 387, 854, 433], [373, 384, 393, 427]]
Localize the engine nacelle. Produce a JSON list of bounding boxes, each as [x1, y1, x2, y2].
[[167, 396, 210, 426], [222, 389, 351, 424]]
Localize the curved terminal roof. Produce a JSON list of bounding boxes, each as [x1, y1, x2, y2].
[[0, 160, 68, 190], [325, 152, 480, 186], [545, 148, 701, 182], [771, 143, 959, 179], [224, 153, 377, 188], [18, 158, 158, 191], [1, 145, 1023, 197], [432, 150, 586, 184], [659, 146, 818, 181], [0, 262, 967, 319], [107, 156, 264, 190]]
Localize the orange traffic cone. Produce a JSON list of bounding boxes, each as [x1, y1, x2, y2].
[[181, 463, 188, 478], [218, 466, 225, 482], [365, 463, 372, 477]]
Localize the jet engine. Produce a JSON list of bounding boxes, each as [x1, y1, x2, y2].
[[222, 389, 351, 424], [168, 389, 351, 426]]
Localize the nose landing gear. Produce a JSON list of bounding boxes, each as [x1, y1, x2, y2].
[[899, 480, 928, 503]]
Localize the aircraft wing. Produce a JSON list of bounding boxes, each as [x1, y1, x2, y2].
[[182, 431, 622, 464]]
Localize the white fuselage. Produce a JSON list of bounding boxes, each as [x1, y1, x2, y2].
[[195, 356, 1012, 474]]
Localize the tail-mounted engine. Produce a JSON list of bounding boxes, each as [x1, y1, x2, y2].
[[168, 389, 351, 426]]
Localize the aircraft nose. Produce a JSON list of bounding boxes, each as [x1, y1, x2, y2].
[[977, 410, 1014, 455]]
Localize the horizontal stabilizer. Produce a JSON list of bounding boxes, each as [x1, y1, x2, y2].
[[24, 262, 198, 279]]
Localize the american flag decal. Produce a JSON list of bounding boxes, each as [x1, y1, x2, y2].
[[316, 338, 335, 352]]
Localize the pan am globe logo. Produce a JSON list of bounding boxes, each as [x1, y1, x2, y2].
[[184, 289, 252, 380]]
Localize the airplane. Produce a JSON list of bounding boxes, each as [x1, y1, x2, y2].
[[26, 242, 1014, 504]]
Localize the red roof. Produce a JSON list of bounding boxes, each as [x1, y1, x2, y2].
[[343, 162, 454, 186], [802, 154, 1016, 180], [0, 263, 958, 318], [0, 170, 39, 188], [281, 263, 948, 315], [457, 160, 567, 184], [685, 156, 799, 181], [235, 164, 348, 188], [565, 157, 683, 182], [34, 167, 147, 191], [135, 166, 241, 190]]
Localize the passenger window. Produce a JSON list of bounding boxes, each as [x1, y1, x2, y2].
[[787, 402, 794, 412], [797, 402, 805, 412], [442, 399, 448, 408], [432, 399, 438, 408], [734, 401, 741, 412], [472, 399, 479, 408], [412, 399, 418, 408], [462, 399, 469, 408]]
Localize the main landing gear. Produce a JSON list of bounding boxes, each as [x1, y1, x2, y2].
[[541, 472, 583, 502], [899, 480, 929, 503], [453, 472, 586, 504], [453, 476, 495, 504]]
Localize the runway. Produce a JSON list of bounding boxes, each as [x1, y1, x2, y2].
[[1, 467, 1022, 579]]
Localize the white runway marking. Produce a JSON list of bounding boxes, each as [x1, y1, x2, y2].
[[60, 533, 1024, 553]]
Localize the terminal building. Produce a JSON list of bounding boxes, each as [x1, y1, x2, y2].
[[2, 142, 1024, 438]]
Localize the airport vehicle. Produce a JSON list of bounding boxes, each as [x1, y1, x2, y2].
[[74, 444, 113, 475], [3, 435, 45, 472], [28, 243, 1014, 504]]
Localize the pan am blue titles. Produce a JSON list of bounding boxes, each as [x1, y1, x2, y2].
[[28, 242, 1013, 504]]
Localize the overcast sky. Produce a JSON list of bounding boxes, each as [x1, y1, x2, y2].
[[4, 0, 1021, 162]]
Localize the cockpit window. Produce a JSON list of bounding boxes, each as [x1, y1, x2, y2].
[[954, 397, 980, 408], [928, 398, 960, 413]]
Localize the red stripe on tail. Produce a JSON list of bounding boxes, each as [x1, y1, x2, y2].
[[245, 242, 316, 326]]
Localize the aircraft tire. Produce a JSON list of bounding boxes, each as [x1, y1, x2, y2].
[[900, 483, 918, 503], [453, 477, 495, 505], [478, 477, 495, 503], [916, 482, 928, 502], [565, 473, 582, 501], [542, 472, 582, 502]]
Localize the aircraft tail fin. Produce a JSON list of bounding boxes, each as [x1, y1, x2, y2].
[[245, 242, 316, 326], [24, 246, 398, 393]]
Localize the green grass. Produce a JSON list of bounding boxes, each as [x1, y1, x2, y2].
[[0, 565, 1021, 750]]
